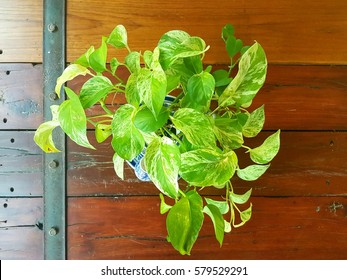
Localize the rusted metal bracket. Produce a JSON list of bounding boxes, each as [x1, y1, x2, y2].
[[43, 0, 66, 260]]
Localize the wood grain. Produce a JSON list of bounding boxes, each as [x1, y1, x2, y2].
[[0, 0, 42, 63], [68, 65, 347, 131], [0, 198, 43, 260], [1, 64, 346, 131], [67, 196, 347, 259], [2, 1, 347, 64], [0, 131, 43, 197], [0, 64, 43, 130], [67, 131, 347, 197], [67, 0, 347, 64]]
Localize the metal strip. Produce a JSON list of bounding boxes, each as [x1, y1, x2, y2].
[[43, 0, 66, 260]]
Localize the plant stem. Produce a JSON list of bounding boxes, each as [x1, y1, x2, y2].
[[100, 100, 114, 115], [178, 189, 186, 198], [163, 126, 183, 146]]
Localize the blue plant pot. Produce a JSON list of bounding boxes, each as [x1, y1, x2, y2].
[[126, 95, 176, 181]]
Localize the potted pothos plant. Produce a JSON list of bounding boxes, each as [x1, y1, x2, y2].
[[34, 23, 280, 255]]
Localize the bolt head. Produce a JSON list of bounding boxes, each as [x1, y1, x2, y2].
[[49, 92, 59, 101], [47, 23, 57, 32], [49, 227, 58, 236], [49, 160, 59, 169]]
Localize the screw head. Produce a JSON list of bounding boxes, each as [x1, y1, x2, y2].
[[49, 160, 59, 169], [47, 23, 57, 33], [48, 227, 58, 236], [49, 92, 59, 101]]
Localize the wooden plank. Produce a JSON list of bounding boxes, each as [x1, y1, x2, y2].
[[67, 196, 347, 259], [0, 0, 42, 63], [0, 64, 43, 130], [0, 227, 43, 260], [0, 198, 43, 260], [67, 0, 347, 64], [1, 64, 346, 131], [0, 131, 43, 197], [68, 65, 347, 131], [67, 131, 347, 197]]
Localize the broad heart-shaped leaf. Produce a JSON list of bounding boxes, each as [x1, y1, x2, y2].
[[58, 87, 95, 150], [180, 148, 238, 187], [107, 25, 128, 49], [219, 42, 267, 107], [34, 105, 60, 153], [230, 188, 252, 205], [237, 164, 270, 181], [181, 71, 215, 112], [203, 204, 225, 246], [111, 104, 145, 160], [242, 105, 265, 138], [250, 130, 281, 164], [158, 30, 207, 70], [55, 64, 91, 97], [144, 136, 180, 199], [79, 76, 114, 109], [171, 108, 216, 148], [134, 106, 170, 133], [166, 190, 204, 255], [213, 116, 244, 150], [89, 36, 108, 73]]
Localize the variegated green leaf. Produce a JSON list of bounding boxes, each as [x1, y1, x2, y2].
[[237, 164, 270, 181], [234, 203, 252, 228], [171, 108, 216, 148], [230, 188, 252, 205], [79, 76, 114, 109], [158, 30, 208, 70], [126, 48, 166, 117], [144, 136, 180, 198], [55, 64, 91, 97], [125, 72, 141, 107], [95, 123, 112, 143], [112, 153, 124, 180], [219, 42, 267, 107], [107, 25, 128, 49], [34, 105, 60, 153], [111, 104, 145, 160], [139, 47, 167, 118], [89, 36, 108, 73], [250, 130, 280, 164], [213, 116, 244, 150], [125, 51, 141, 73], [166, 190, 204, 255], [203, 204, 225, 246], [242, 105, 265, 137], [181, 71, 215, 112], [180, 149, 238, 187], [74, 46, 95, 68], [58, 87, 95, 150], [204, 198, 229, 215]]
